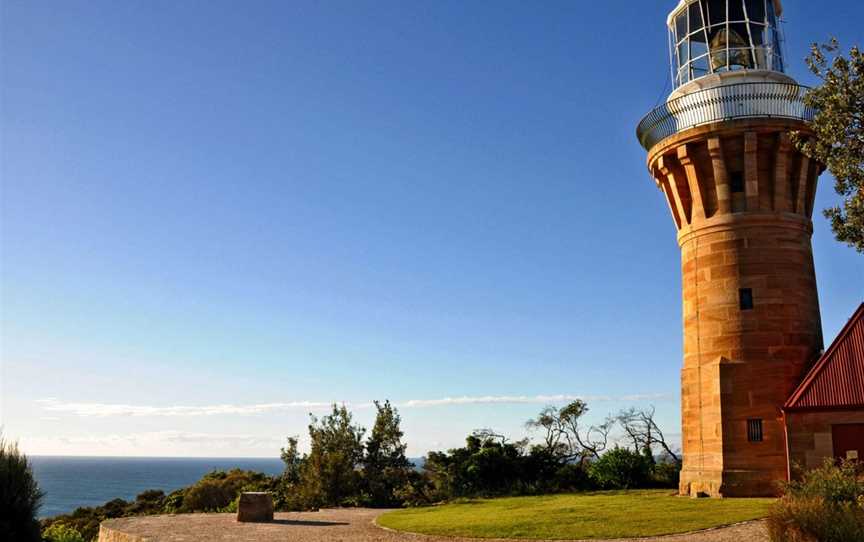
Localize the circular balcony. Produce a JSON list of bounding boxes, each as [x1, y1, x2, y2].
[[636, 81, 813, 151]]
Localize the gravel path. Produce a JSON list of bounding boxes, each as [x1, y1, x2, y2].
[[98, 508, 769, 542]]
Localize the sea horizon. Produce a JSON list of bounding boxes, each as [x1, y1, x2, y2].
[[30, 454, 284, 459], [31, 455, 287, 518], [31, 454, 426, 518]]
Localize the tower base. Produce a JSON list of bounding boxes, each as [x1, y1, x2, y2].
[[680, 468, 782, 497]]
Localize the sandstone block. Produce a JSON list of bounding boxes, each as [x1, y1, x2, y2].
[[236, 492, 273, 523]]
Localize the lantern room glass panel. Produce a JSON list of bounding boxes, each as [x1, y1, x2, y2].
[[669, 0, 786, 88]]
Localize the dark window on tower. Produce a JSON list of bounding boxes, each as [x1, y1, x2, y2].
[[747, 419, 764, 442], [739, 288, 754, 310], [730, 171, 745, 193]]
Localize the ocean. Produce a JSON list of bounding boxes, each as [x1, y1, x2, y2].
[[31, 456, 285, 518]]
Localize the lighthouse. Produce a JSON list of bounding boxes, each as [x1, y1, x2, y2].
[[636, 0, 825, 497]]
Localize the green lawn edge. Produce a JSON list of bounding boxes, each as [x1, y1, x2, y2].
[[376, 490, 775, 540]]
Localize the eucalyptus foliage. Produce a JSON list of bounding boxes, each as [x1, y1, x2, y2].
[[794, 39, 864, 252]]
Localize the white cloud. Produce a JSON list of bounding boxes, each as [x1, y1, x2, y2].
[[401, 393, 672, 407], [36, 393, 672, 418], [20, 431, 284, 457], [35, 398, 339, 417]]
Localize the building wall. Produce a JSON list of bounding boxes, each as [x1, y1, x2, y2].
[[678, 218, 822, 496], [786, 410, 864, 471], [647, 119, 825, 497]]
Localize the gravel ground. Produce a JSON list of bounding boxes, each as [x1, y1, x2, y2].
[[99, 508, 769, 542]]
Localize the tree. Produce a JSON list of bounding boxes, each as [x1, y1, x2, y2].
[[0, 433, 43, 542], [423, 433, 529, 498], [616, 406, 681, 465], [362, 400, 414, 506], [525, 400, 614, 466], [280, 436, 305, 485], [793, 39, 864, 252], [588, 447, 652, 489], [301, 404, 366, 507], [472, 428, 530, 452]]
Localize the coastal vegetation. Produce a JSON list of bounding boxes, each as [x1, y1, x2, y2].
[[376, 490, 774, 539], [28, 399, 864, 541], [16, 400, 864, 542], [766, 459, 864, 542], [1, 433, 44, 542], [39, 470, 278, 541], [36, 400, 683, 541], [41, 523, 86, 542]]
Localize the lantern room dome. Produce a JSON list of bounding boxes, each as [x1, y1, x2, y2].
[[667, 0, 787, 90]]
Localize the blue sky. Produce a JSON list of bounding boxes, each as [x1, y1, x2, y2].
[[1, 0, 862, 457]]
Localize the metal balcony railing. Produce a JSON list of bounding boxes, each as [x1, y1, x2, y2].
[[636, 82, 814, 151]]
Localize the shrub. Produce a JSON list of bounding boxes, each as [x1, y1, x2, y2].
[[766, 459, 864, 542], [181, 479, 237, 512], [125, 489, 165, 515], [786, 458, 864, 505], [162, 491, 184, 514], [180, 469, 270, 512], [423, 435, 529, 498], [649, 460, 680, 489], [552, 463, 592, 491], [42, 522, 86, 542], [272, 479, 316, 511], [393, 474, 439, 507], [40, 498, 128, 542], [767, 496, 864, 542], [0, 434, 44, 542], [588, 447, 652, 489]]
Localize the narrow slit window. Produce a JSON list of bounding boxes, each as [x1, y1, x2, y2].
[[747, 419, 763, 442], [730, 171, 745, 193], [739, 288, 754, 310]]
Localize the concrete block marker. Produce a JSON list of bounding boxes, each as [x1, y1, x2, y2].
[[236, 492, 273, 523]]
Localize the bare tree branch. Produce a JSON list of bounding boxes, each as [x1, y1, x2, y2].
[[615, 405, 680, 465]]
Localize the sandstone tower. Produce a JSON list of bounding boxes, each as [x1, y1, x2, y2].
[[636, 0, 825, 497]]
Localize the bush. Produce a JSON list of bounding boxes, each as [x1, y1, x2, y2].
[[181, 469, 270, 512], [766, 459, 864, 542], [40, 498, 127, 542], [767, 497, 863, 542], [0, 434, 44, 542], [272, 479, 319, 512], [42, 522, 86, 542], [162, 491, 185, 514], [787, 458, 864, 505], [649, 461, 680, 489], [588, 447, 652, 489], [392, 470, 442, 507], [424, 435, 532, 498], [181, 479, 237, 512], [125, 489, 165, 515], [552, 463, 592, 492]]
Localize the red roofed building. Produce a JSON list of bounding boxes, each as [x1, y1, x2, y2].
[[784, 303, 864, 473]]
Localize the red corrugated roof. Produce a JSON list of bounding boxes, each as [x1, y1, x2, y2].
[[785, 303, 864, 411]]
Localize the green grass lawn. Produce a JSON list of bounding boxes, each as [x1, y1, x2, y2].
[[377, 490, 775, 539]]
